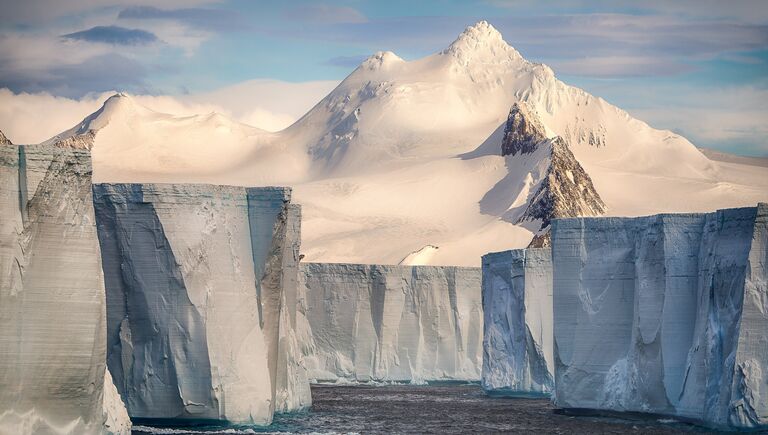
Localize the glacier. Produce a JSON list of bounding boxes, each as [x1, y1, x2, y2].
[[552, 203, 768, 430], [301, 263, 483, 383], [93, 184, 310, 425], [0, 141, 130, 435], [481, 249, 554, 396]]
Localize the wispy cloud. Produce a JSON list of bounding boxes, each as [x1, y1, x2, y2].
[[0, 0, 220, 25], [0, 53, 149, 97], [62, 25, 158, 45], [283, 4, 367, 24], [549, 56, 695, 78], [0, 79, 339, 143], [487, 0, 768, 23], [326, 54, 368, 68], [117, 6, 248, 32]]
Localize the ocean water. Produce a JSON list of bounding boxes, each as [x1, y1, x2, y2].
[[132, 384, 741, 434]]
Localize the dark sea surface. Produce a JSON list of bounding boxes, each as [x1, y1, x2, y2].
[[132, 384, 760, 434]]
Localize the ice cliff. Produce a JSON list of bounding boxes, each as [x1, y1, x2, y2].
[[301, 263, 483, 383], [93, 184, 311, 425], [481, 249, 553, 396], [552, 204, 768, 430], [0, 141, 130, 434]]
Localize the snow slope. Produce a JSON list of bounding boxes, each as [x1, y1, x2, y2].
[[36, 21, 768, 266]]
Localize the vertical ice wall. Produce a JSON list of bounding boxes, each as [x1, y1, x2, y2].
[[0, 143, 130, 435], [552, 204, 768, 430], [481, 249, 553, 396], [301, 263, 483, 383], [93, 184, 310, 425], [274, 204, 313, 412]]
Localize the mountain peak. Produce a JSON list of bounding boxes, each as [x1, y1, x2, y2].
[[459, 20, 503, 43], [360, 51, 404, 71], [40, 92, 148, 149], [442, 21, 521, 64]]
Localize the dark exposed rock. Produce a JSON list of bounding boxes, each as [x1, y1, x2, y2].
[[50, 130, 96, 150], [519, 137, 606, 229], [527, 232, 551, 248], [498, 103, 606, 248], [501, 102, 547, 157], [518, 136, 606, 247], [0, 130, 11, 146]]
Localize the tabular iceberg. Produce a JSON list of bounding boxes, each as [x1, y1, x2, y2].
[[0, 142, 130, 435], [301, 263, 483, 383], [93, 184, 310, 425], [552, 204, 768, 430], [481, 249, 553, 396]]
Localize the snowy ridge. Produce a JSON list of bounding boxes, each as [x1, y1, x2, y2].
[[38, 21, 768, 266]]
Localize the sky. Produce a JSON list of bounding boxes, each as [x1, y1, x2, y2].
[[0, 0, 766, 156]]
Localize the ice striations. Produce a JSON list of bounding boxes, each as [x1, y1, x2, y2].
[[93, 184, 310, 425], [301, 263, 483, 383], [0, 139, 130, 435], [552, 204, 768, 430], [481, 249, 553, 396]]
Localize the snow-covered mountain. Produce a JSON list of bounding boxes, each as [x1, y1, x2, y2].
[[32, 21, 768, 266]]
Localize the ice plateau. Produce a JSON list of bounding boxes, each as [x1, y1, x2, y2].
[[93, 184, 310, 425], [551, 203, 768, 430], [36, 21, 768, 266], [0, 138, 131, 435], [481, 249, 554, 396], [300, 263, 483, 383]]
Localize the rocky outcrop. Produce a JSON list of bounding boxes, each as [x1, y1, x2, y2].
[[518, 137, 606, 232], [497, 102, 606, 247], [301, 263, 483, 383], [0, 130, 11, 146], [501, 102, 547, 157], [0, 144, 130, 435], [93, 184, 310, 425], [481, 249, 553, 396], [552, 204, 768, 430]]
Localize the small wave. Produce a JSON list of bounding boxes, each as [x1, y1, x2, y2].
[[656, 418, 678, 424], [133, 426, 357, 435], [131, 426, 261, 434]]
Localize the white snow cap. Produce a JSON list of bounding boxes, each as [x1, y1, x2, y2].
[[360, 50, 405, 71], [442, 21, 522, 64]]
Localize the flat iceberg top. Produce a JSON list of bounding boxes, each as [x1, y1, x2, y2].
[[552, 203, 763, 229]]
